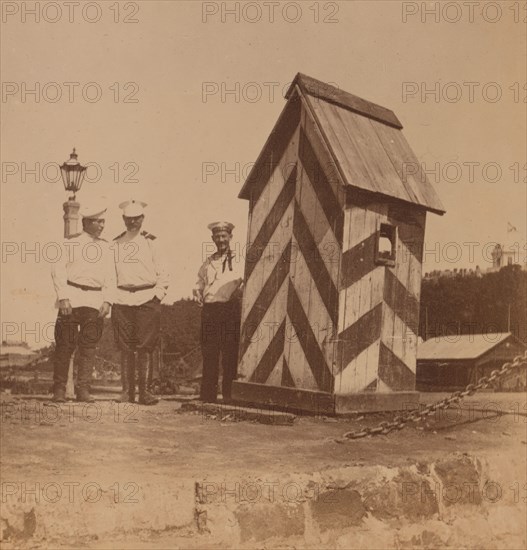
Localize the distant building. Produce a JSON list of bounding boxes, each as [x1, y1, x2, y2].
[[487, 224, 527, 273], [488, 243, 527, 273], [416, 333, 526, 391], [0, 342, 39, 369], [423, 225, 526, 280]]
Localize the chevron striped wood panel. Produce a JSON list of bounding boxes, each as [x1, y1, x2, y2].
[[237, 91, 344, 395], [235, 78, 436, 413], [335, 195, 425, 396]]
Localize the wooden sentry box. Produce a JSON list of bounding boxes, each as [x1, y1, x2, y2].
[[232, 73, 445, 414]]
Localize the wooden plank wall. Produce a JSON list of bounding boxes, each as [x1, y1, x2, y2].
[[283, 98, 345, 393], [335, 197, 425, 394], [336, 197, 388, 394], [379, 205, 425, 392], [237, 91, 345, 395], [237, 96, 301, 387]]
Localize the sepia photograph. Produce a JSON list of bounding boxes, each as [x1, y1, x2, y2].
[[1, 1, 526, 548]]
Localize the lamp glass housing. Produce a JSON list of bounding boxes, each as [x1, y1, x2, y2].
[[60, 148, 87, 199]]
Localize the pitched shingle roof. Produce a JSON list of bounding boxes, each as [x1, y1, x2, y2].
[[288, 73, 445, 214]]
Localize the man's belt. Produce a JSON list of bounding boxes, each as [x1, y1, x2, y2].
[[67, 280, 102, 291], [117, 283, 156, 293]]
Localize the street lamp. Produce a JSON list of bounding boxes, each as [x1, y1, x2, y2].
[[58, 148, 88, 398], [60, 148, 87, 238], [60, 147, 87, 199]]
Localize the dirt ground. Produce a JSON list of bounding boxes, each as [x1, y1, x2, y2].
[[1, 391, 526, 548]]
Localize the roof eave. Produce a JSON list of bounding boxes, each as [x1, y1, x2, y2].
[[345, 186, 446, 216]]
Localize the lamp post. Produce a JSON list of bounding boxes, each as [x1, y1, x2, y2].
[[60, 148, 87, 238], [59, 148, 87, 398]]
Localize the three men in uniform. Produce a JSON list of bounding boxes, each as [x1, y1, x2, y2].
[[51, 202, 242, 406]]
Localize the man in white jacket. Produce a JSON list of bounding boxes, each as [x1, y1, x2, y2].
[[112, 200, 169, 405], [51, 204, 113, 403]]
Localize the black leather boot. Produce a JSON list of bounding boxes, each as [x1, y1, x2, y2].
[[76, 387, 95, 403], [116, 351, 132, 402], [52, 386, 66, 403], [138, 351, 159, 405], [127, 352, 136, 403], [77, 346, 95, 403]]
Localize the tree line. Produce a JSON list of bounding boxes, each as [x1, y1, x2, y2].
[[419, 265, 526, 343]]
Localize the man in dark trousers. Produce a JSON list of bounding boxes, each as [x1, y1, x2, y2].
[[112, 200, 169, 405], [51, 203, 113, 403], [193, 222, 243, 403]]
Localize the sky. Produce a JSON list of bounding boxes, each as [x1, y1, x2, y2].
[[1, 0, 526, 348]]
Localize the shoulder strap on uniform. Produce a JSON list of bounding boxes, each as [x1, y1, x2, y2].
[[113, 231, 127, 241], [141, 230, 156, 240]]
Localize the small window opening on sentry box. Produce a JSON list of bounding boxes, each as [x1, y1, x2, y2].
[[376, 223, 396, 266]]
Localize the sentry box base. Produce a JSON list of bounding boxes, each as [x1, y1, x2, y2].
[[232, 381, 420, 416]]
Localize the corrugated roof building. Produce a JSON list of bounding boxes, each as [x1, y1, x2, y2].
[[416, 333, 526, 391]]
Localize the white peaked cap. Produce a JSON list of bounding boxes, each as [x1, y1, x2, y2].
[[80, 203, 107, 219], [119, 199, 148, 217], [207, 221, 235, 233]]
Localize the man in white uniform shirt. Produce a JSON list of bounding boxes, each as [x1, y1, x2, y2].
[[51, 204, 113, 403], [112, 200, 169, 405], [193, 222, 243, 403]]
